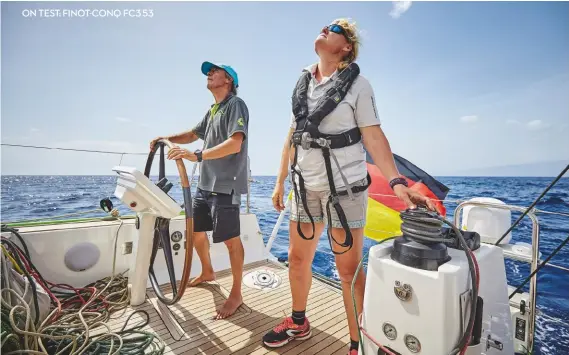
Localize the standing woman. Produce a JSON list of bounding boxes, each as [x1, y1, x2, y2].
[[263, 18, 434, 354]]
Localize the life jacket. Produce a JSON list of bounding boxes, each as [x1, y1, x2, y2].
[[289, 62, 371, 254]]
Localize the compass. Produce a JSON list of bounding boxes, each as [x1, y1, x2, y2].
[[404, 334, 421, 353], [382, 323, 397, 340]]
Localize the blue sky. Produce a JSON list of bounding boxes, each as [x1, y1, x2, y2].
[[2, 1, 568, 176]]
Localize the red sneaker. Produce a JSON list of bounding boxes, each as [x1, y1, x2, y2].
[[262, 316, 312, 348]]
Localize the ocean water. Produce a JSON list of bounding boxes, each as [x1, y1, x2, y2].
[[1, 175, 568, 354]]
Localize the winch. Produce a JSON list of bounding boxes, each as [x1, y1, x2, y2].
[[360, 208, 515, 355]]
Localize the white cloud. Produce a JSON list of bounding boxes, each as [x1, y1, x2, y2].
[[526, 120, 551, 130], [390, 1, 413, 19], [115, 116, 132, 123], [507, 119, 552, 130], [30, 128, 40, 133], [460, 115, 479, 123]]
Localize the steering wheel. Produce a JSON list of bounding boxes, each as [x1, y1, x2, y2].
[[143, 139, 194, 305]]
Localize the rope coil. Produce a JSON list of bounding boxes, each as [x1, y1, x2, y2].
[[0, 224, 166, 354]]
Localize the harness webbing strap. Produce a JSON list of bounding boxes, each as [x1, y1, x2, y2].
[[322, 147, 353, 254], [291, 147, 316, 241]]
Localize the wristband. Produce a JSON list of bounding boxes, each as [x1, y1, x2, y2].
[[389, 177, 408, 190], [194, 149, 203, 162]]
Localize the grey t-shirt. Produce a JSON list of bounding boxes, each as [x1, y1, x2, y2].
[[192, 94, 249, 195]]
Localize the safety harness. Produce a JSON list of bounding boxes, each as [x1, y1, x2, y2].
[[290, 62, 371, 254]]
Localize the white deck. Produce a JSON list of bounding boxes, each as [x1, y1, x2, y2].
[[99, 260, 351, 354]]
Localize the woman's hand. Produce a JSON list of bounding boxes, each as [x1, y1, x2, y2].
[[393, 184, 437, 212], [272, 183, 286, 212]]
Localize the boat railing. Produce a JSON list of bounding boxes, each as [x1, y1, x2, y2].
[[264, 192, 292, 255]]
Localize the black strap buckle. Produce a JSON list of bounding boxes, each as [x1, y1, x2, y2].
[[329, 194, 340, 206], [343, 131, 354, 146], [291, 132, 302, 145]]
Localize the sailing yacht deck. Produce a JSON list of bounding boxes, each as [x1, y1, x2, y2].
[[104, 260, 351, 354]]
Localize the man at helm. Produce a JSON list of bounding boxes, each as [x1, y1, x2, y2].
[[150, 61, 249, 319]]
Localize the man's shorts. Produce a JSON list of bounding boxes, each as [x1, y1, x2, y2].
[[290, 177, 368, 229], [192, 188, 241, 243]]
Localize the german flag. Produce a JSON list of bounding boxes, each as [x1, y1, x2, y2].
[[364, 152, 449, 241]]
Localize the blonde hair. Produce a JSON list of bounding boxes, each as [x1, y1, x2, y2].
[[332, 18, 360, 70]]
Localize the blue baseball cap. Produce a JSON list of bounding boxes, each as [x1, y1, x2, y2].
[[201, 61, 239, 88]]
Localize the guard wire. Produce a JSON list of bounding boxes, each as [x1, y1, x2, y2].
[[509, 233, 569, 299], [494, 163, 569, 245]]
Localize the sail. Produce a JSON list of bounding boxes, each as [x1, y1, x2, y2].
[[364, 152, 449, 241]]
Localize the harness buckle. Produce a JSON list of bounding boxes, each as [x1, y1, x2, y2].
[[315, 137, 330, 148], [329, 194, 340, 206], [301, 132, 312, 150], [291, 132, 302, 146], [331, 87, 342, 104], [342, 132, 353, 145]]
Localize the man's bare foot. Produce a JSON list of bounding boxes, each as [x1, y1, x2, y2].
[[215, 293, 243, 320], [188, 272, 215, 287]]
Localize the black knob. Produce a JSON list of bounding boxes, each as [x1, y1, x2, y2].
[[162, 182, 173, 194], [100, 198, 113, 212], [156, 177, 168, 189]]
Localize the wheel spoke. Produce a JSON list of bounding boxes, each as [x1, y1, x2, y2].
[[158, 218, 178, 295]]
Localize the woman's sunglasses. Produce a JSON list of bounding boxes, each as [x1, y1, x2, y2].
[[325, 24, 351, 42]]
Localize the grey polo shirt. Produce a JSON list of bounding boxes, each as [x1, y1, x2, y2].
[[192, 93, 249, 196], [290, 63, 381, 191]]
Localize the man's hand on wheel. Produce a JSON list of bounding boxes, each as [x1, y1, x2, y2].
[[167, 146, 197, 162], [149, 136, 165, 151]]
